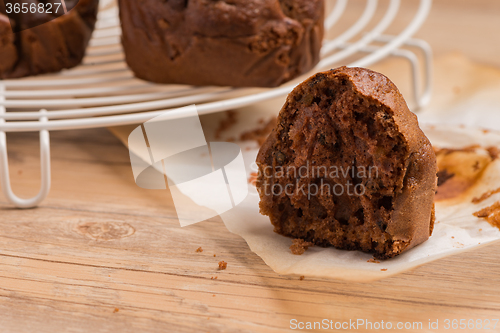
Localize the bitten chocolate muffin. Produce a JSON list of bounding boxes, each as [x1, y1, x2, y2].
[[118, 0, 324, 87], [256, 67, 437, 259], [0, 0, 99, 79]]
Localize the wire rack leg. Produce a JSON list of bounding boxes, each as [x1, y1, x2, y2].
[[0, 96, 51, 208]]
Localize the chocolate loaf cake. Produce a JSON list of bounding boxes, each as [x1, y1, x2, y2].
[[118, 0, 324, 87], [0, 0, 99, 79], [256, 67, 437, 259]]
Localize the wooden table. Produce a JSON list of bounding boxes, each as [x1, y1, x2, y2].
[[1, 1, 500, 332]]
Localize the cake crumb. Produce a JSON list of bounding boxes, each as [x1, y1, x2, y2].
[[290, 239, 314, 255], [367, 258, 380, 264], [196, 247, 203, 253], [211, 276, 218, 280], [218, 261, 227, 270], [479, 229, 482, 231], [451, 236, 454, 239], [215, 110, 237, 140], [213, 254, 216, 257], [381, 269, 387, 271], [239, 117, 277, 146], [113, 308, 119, 313], [299, 276, 305, 281]]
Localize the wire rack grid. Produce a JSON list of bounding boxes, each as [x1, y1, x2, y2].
[[0, 0, 433, 207]]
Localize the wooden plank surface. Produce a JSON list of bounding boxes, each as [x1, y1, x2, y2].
[[2, 129, 500, 333], [2, 1, 500, 332]]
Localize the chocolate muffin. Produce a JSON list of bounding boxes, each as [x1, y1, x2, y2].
[[0, 0, 99, 79], [118, 0, 324, 87], [256, 67, 437, 259]]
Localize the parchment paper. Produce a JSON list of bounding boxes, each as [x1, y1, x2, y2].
[[110, 54, 500, 281]]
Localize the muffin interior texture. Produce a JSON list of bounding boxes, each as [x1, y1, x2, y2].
[[257, 69, 436, 258]]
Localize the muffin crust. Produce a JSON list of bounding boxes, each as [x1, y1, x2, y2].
[[118, 0, 324, 87], [257, 67, 437, 258], [0, 0, 99, 79]]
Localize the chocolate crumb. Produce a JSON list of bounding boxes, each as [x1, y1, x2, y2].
[[240, 117, 277, 146], [367, 258, 380, 263], [215, 111, 237, 140], [381, 269, 387, 271], [196, 247, 203, 253], [218, 261, 227, 270], [213, 254, 216, 257], [290, 239, 314, 255], [299, 276, 305, 281]]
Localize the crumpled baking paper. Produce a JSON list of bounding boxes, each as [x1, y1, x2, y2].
[[111, 54, 500, 281], [220, 125, 500, 281], [216, 54, 500, 281]]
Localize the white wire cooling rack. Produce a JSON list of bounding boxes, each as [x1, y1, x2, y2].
[[0, 0, 433, 208]]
